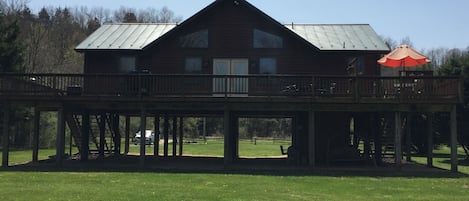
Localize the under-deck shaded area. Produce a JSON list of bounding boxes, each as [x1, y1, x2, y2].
[[0, 73, 463, 173]]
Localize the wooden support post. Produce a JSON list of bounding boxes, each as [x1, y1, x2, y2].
[[2, 105, 10, 167], [450, 106, 458, 172], [233, 114, 239, 159], [32, 108, 40, 163], [99, 113, 106, 157], [308, 110, 316, 168], [179, 117, 183, 156], [124, 116, 130, 155], [153, 114, 160, 157], [81, 110, 90, 161], [172, 116, 177, 157], [139, 108, 146, 167], [113, 114, 121, 155], [405, 113, 412, 162], [56, 108, 66, 166], [394, 112, 402, 169], [224, 107, 233, 165], [163, 114, 169, 157], [372, 113, 382, 166], [427, 113, 434, 167], [363, 114, 371, 160]]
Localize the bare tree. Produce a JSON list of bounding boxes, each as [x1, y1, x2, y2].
[[380, 35, 398, 50], [90, 7, 111, 24], [137, 7, 160, 23], [2, 0, 29, 15], [158, 6, 182, 23]]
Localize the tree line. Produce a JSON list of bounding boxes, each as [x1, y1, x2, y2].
[[0, 0, 182, 73]]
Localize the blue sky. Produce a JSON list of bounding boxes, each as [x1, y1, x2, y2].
[[28, 0, 469, 50]]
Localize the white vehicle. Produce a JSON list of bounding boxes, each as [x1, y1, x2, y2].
[[134, 130, 155, 145]]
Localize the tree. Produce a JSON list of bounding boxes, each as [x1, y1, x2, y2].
[[0, 13, 23, 72], [437, 48, 469, 157]]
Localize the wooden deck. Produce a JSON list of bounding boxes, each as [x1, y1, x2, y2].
[[0, 73, 463, 106]]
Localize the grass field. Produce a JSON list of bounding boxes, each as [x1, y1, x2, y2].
[[1, 141, 469, 201]]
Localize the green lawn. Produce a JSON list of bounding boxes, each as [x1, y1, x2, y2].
[[412, 146, 469, 174], [127, 138, 290, 157], [1, 143, 469, 201], [0, 171, 468, 201]]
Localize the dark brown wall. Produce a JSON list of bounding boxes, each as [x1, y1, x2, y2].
[[140, 0, 338, 75]]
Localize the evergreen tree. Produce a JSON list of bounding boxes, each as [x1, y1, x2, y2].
[[0, 13, 24, 72]]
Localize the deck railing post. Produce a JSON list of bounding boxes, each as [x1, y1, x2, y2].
[[224, 76, 228, 97]]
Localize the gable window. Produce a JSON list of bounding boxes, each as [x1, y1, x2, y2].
[[259, 57, 277, 74], [185, 57, 203, 74], [180, 29, 209, 48], [253, 29, 283, 48]]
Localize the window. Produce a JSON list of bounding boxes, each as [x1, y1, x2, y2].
[[180, 29, 209, 48], [119, 56, 136, 73], [259, 57, 277, 74], [347, 57, 364, 75], [253, 29, 283, 48], [185, 57, 203, 74]]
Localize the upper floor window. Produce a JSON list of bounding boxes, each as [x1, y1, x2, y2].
[[119, 56, 136, 73], [347, 57, 364, 75], [259, 57, 277, 74], [180, 29, 209, 48], [253, 29, 283, 48], [184, 57, 203, 74]]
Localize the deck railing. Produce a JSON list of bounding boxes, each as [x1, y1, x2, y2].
[[0, 73, 463, 103]]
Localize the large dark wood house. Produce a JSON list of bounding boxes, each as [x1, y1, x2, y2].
[[1, 0, 463, 172]]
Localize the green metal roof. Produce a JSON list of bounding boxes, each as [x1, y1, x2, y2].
[[286, 24, 389, 51], [76, 23, 389, 52], [75, 23, 177, 51]]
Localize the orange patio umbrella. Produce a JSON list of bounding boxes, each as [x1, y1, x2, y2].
[[378, 44, 431, 68]]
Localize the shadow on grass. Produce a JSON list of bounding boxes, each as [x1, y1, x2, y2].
[[1, 155, 468, 179], [439, 158, 469, 166], [414, 152, 469, 166]]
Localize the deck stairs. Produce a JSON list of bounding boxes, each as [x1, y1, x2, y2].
[[66, 114, 118, 155]]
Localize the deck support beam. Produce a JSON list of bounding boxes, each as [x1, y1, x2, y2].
[[153, 114, 160, 157], [394, 112, 402, 169], [32, 108, 40, 163], [179, 117, 183, 156], [2, 105, 10, 167], [81, 110, 90, 161], [56, 107, 66, 167], [98, 113, 106, 157], [405, 113, 412, 162], [172, 116, 177, 157], [224, 108, 234, 165], [163, 115, 169, 157], [427, 113, 433, 167], [139, 108, 147, 167], [124, 115, 130, 155], [113, 114, 121, 155], [372, 113, 382, 165], [308, 110, 315, 167], [450, 106, 458, 172]]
